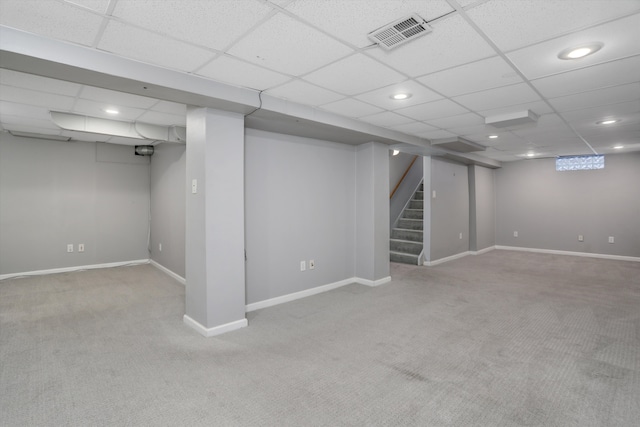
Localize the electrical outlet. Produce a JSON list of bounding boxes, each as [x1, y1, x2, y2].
[[608, 236, 614, 244], [513, 231, 518, 237], [67, 244, 73, 253], [309, 259, 315, 270], [191, 179, 197, 194], [78, 243, 85, 252], [300, 261, 306, 271], [578, 235, 584, 242]]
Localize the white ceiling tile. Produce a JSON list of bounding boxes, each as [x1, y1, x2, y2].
[[319, 98, 384, 118], [228, 13, 353, 75], [73, 99, 146, 121], [417, 56, 522, 97], [0, 101, 54, 122], [355, 80, 442, 110], [79, 86, 158, 109], [0, 70, 82, 97], [548, 83, 640, 113], [446, 124, 501, 138], [453, 83, 541, 112], [196, 55, 292, 91], [64, 0, 110, 13], [97, 21, 217, 72], [112, 0, 273, 50], [389, 122, 438, 135], [136, 111, 186, 126], [478, 100, 554, 118], [0, 85, 76, 111], [425, 113, 484, 129], [0, 0, 104, 46], [150, 101, 186, 116], [2, 123, 64, 136], [368, 15, 496, 76], [284, 0, 454, 48], [560, 100, 640, 124], [0, 114, 62, 131], [533, 54, 640, 99], [303, 54, 405, 96], [467, 0, 640, 50], [507, 14, 640, 80], [481, 149, 520, 162], [265, 80, 344, 106], [396, 99, 469, 121], [418, 130, 457, 139], [358, 112, 413, 127]]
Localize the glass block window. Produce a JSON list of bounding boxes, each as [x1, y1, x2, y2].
[[556, 155, 605, 171]]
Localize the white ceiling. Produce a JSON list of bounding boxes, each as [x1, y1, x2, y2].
[[0, 0, 639, 161]]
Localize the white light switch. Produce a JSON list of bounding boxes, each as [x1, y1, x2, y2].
[[608, 236, 614, 244], [191, 179, 197, 194], [578, 235, 584, 242]]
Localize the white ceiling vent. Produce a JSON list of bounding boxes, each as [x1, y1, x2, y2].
[[368, 14, 432, 50]]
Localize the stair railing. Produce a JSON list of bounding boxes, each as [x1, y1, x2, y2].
[[390, 155, 418, 199]]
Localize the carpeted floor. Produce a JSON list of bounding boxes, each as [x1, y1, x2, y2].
[[1, 250, 639, 426]]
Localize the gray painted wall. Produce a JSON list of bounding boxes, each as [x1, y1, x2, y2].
[[429, 157, 470, 261], [150, 143, 186, 278], [245, 129, 356, 304], [495, 153, 640, 257], [469, 165, 496, 252], [0, 134, 150, 275]]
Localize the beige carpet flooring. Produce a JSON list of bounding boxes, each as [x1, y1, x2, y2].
[[1, 250, 639, 426]]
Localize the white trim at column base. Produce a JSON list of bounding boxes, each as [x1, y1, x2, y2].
[[183, 315, 248, 337], [246, 278, 355, 312], [470, 246, 496, 256], [354, 276, 391, 287], [150, 260, 186, 285], [424, 251, 470, 266], [495, 246, 640, 262]]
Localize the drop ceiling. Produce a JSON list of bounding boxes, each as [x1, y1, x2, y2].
[[0, 0, 639, 161]]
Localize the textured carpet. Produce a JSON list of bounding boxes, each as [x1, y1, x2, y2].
[[1, 251, 639, 426]]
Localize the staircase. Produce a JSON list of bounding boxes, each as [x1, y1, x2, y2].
[[390, 183, 423, 265]]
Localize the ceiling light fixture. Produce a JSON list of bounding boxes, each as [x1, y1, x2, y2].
[[391, 93, 412, 100], [392, 149, 400, 156], [613, 145, 624, 149], [526, 152, 535, 157], [596, 119, 618, 125], [104, 108, 119, 115], [488, 135, 498, 139], [557, 42, 603, 60]]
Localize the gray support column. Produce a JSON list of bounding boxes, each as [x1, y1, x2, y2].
[[355, 142, 390, 286], [469, 165, 479, 252], [184, 107, 247, 337]]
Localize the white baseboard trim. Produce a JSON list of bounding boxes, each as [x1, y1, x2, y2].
[[470, 246, 496, 256], [354, 276, 392, 287], [495, 246, 640, 262], [0, 259, 150, 281], [183, 315, 248, 337], [150, 260, 186, 285], [424, 251, 471, 266], [246, 277, 355, 312]]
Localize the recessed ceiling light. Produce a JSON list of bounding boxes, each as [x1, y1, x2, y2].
[[613, 145, 624, 149], [526, 152, 535, 157], [391, 93, 412, 100], [557, 42, 603, 60], [488, 135, 498, 139], [104, 108, 119, 115], [392, 149, 400, 156], [596, 119, 618, 125]]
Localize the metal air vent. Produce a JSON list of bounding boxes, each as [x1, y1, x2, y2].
[[368, 14, 432, 50]]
